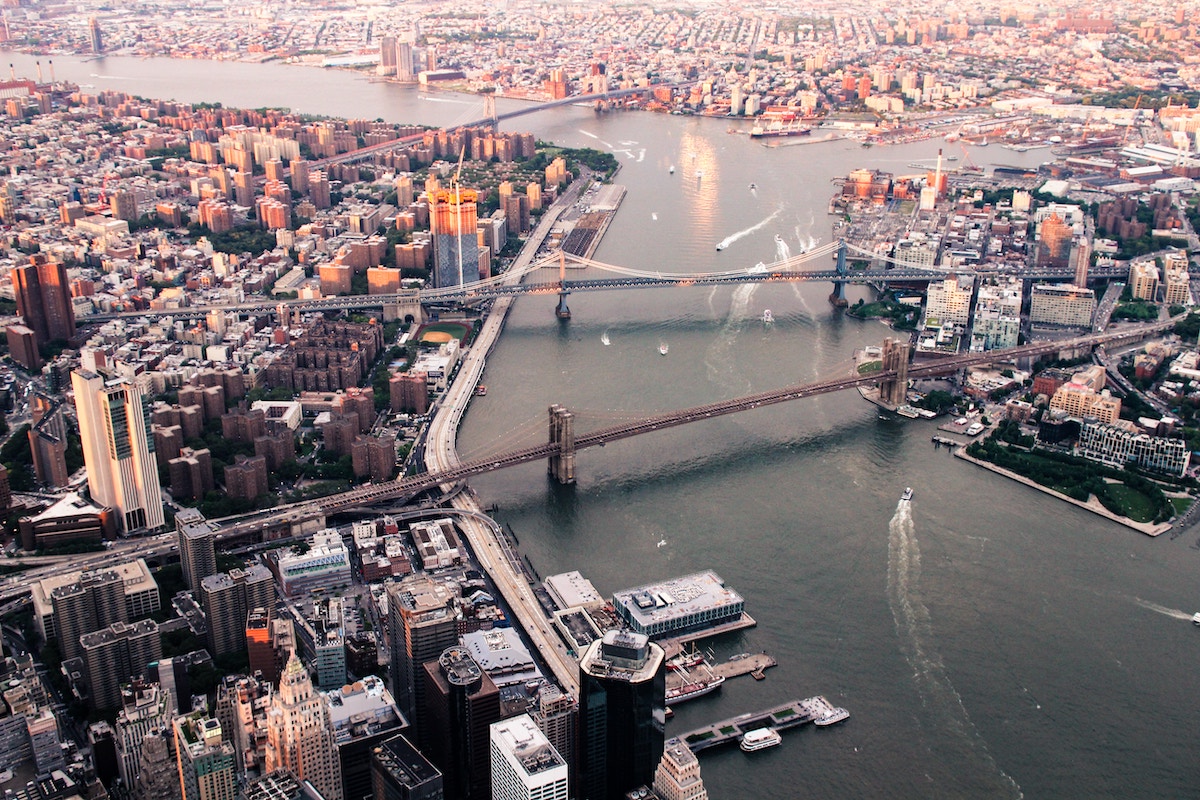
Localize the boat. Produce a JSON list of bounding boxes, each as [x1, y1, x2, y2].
[[901, 487, 913, 502], [474, 384, 488, 396], [814, 707, 850, 727], [749, 182, 757, 190], [946, 154, 959, 161], [896, 405, 920, 419], [1193, 612, 1200, 625], [695, 170, 703, 179], [667, 651, 705, 671], [659, 343, 669, 356], [763, 309, 774, 324], [666, 674, 725, 704], [715, 243, 726, 251], [656, 538, 667, 548], [774, 233, 784, 244], [669, 165, 675, 174], [749, 121, 811, 139], [740, 728, 783, 752]]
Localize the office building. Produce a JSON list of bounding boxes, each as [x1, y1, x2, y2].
[[611, 571, 745, 639], [18, 492, 114, 552], [324, 675, 407, 800], [1049, 381, 1121, 425], [370, 734, 442, 800], [264, 652, 343, 800], [397, 39, 416, 83], [386, 575, 457, 736], [577, 631, 666, 800], [429, 189, 479, 288], [88, 17, 103, 52], [115, 681, 174, 788], [179, 522, 217, 592], [12, 258, 75, 345], [72, 370, 164, 533], [530, 686, 577, 789], [422, 647, 501, 800], [28, 395, 70, 488], [270, 531, 352, 598], [651, 738, 707, 800], [79, 619, 161, 712], [490, 714, 568, 800], [133, 731, 181, 800], [200, 566, 276, 659], [174, 713, 237, 800], [1029, 283, 1096, 328]]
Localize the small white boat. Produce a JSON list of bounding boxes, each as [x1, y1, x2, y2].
[[740, 728, 782, 752], [749, 182, 757, 190], [763, 309, 774, 324], [695, 170, 703, 178], [659, 343, 669, 356], [774, 234, 784, 244], [656, 538, 667, 548], [815, 707, 849, 727], [669, 165, 675, 174], [1193, 612, 1200, 625], [901, 487, 913, 501], [715, 243, 725, 251]]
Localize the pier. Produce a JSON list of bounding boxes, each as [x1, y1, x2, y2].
[[678, 696, 846, 754]]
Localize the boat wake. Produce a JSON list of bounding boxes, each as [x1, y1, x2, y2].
[[887, 502, 1023, 799], [600, 330, 611, 346], [715, 207, 782, 252], [775, 236, 791, 262], [1133, 597, 1194, 621], [704, 283, 756, 394]]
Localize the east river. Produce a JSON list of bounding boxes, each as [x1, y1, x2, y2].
[[14, 52, 1200, 799]]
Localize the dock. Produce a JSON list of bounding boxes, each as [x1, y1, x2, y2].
[[677, 696, 846, 754], [931, 435, 962, 448], [711, 652, 776, 681], [660, 612, 758, 659]]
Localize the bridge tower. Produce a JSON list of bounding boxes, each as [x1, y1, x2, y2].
[[879, 337, 911, 407], [547, 404, 576, 484], [829, 239, 849, 307], [555, 250, 571, 319], [483, 92, 498, 130]]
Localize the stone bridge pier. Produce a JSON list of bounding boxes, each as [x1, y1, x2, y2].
[[548, 404, 576, 484]]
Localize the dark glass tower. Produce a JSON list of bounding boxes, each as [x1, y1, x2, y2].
[[577, 630, 666, 800]]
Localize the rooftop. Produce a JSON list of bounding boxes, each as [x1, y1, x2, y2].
[[611, 570, 744, 629]]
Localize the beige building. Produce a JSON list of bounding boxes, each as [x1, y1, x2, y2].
[[924, 275, 974, 327], [1049, 383, 1121, 424], [264, 653, 343, 800], [1029, 283, 1096, 328], [1164, 251, 1190, 306], [1129, 261, 1160, 302]]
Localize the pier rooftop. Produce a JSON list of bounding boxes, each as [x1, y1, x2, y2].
[[612, 570, 745, 639]]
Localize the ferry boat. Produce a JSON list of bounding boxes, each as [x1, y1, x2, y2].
[[901, 487, 913, 502], [763, 309, 775, 324], [666, 674, 725, 704], [740, 728, 783, 752], [749, 121, 811, 139], [814, 707, 850, 727]]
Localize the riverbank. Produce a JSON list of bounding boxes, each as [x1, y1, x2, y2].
[[954, 446, 1170, 536]]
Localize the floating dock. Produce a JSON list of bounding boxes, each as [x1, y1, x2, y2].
[[678, 696, 847, 754]]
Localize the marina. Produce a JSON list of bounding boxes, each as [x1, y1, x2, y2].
[[678, 696, 850, 754]]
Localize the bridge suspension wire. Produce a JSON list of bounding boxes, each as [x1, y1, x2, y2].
[[456, 410, 549, 462]]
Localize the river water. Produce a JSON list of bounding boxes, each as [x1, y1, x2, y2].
[[17, 51, 1200, 799]]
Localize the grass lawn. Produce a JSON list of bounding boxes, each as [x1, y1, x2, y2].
[[416, 321, 471, 343], [1102, 483, 1159, 523], [1170, 496, 1193, 516]]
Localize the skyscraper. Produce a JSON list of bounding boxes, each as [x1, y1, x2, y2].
[[50, 568, 127, 663], [490, 714, 569, 800], [88, 16, 103, 53], [199, 565, 275, 658], [79, 619, 161, 712], [264, 652, 344, 800], [397, 39, 416, 83], [12, 258, 75, 345], [577, 630, 666, 800], [72, 370, 164, 533], [178, 521, 217, 591], [651, 738, 708, 800], [370, 734, 442, 800], [429, 188, 479, 288], [421, 647, 501, 800], [386, 575, 457, 736]]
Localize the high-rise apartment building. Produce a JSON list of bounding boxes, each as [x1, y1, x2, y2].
[[1029, 283, 1096, 328], [50, 568, 127, 663], [386, 575, 457, 736], [200, 566, 276, 658], [133, 732, 181, 800], [530, 685, 577, 789], [174, 713, 237, 800], [422, 647, 501, 800], [429, 189, 479, 288], [924, 274, 974, 327], [264, 652, 344, 800], [116, 681, 174, 788], [72, 370, 164, 533], [397, 39, 416, 83], [12, 258, 75, 345], [577, 630, 666, 800], [490, 714, 569, 800], [970, 281, 1022, 352], [79, 619, 161, 711], [179, 521, 217, 592]]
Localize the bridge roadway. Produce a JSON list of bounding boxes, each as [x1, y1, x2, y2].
[[80, 264, 1129, 324], [308, 84, 690, 169], [215, 317, 1178, 531]]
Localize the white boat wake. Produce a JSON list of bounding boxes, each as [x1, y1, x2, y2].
[[775, 236, 791, 262], [715, 207, 782, 251], [1133, 597, 1194, 621], [704, 282, 756, 394], [600, 330, 611, 346], [887, 501, 1022, 798]]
